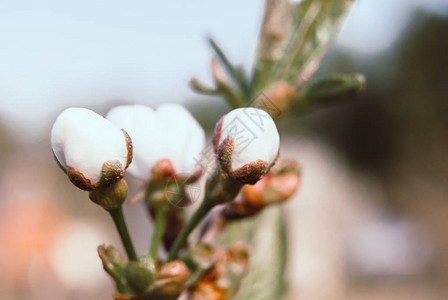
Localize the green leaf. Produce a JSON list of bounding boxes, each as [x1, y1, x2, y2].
[[189, 77, 220, 95], [216, 205, 288, 300], [208, 38, 251, 100], [210, 57, 246, 108], [253, 0, 355, 93], [303, 72, 365, 104]]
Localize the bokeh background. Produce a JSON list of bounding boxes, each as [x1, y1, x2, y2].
[[1, 0, 448, 299]]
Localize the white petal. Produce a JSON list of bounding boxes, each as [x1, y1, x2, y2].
[[219, 107, 280, 170], [107, 104, 205, 181], [155, 104, 205, 175], [51, 107, 129, 186], [107, 105, 159, 181]]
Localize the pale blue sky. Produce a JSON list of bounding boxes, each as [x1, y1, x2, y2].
[[0, 0, 263, 132]]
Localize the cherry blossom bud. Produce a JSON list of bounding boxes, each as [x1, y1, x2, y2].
[[51, 108, 132, 191], [124, 262, 155, 294], [255, 81, 295, 116], [189, 243, 249, 300], [97, 245, 129, 293], [242, 159, 300, 206], [213, 107, 280, 184], [106, 104, 205, 182], [223, 159, 301, 220], [144, 261, 189, 298]]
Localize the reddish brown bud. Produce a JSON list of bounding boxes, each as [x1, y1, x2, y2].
[[189, 244, 249, 300], [222, 159, 300, 220], [144, 261, 189, 299], [255, 81, 295, 116]]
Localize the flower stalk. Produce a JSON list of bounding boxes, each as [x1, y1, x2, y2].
[[109, 207, 138, 261], [167, 170, 243, 262], [166, 199, 212, 262], [149, 206, 168, 261]]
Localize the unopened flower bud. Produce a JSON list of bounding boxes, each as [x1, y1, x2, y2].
[[220, 160, 300, 221], [157, 261, 189, 290], [106, 104, 205, 183], [98, 244, 126, 278], [213, 107, 280, 184], [113, 295, 136, 300], [124, 262, 155, 295], [89, 179, 128, 210], [51, 107, 132, 191], [144, 261, 189, 298], [241, 159, 301, 206], [189, 243, 249, 300], [143, 159, 203, 208], [255, 81, 295, 116], [150, 158, 177, 183], [98, 245, 130, 294]]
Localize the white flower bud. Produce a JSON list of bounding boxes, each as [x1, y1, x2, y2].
[[106, 104, 205, 182], [213, 107, 280, 184], [51, 107, 132, 190]]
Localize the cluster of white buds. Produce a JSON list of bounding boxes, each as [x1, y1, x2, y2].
[[51, 105, 280, 191], [51, 104, 283, 297]]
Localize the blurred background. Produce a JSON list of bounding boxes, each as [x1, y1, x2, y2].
[[1, 0, 448, 299]]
